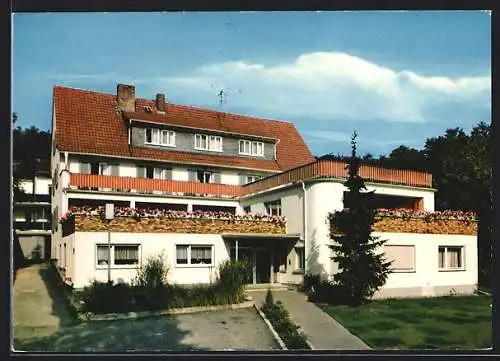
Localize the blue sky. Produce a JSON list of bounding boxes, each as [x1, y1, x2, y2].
[[12, 11, 491, 157]]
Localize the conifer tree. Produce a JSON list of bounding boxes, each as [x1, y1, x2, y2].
[[329, 131, 392, 306]]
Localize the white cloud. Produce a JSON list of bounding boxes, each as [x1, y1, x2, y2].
[[149, 51, 489, 124]]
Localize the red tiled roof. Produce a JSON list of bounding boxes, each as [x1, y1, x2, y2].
[[53, 86, 314, 171]]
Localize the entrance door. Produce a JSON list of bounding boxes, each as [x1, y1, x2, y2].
[[256, 249, 271, 283]]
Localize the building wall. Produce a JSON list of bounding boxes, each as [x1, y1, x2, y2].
[[240, 185, 306, 283], [72, 232, 230, 289], [374, 232, 477, 298], [130, 125, 276, 161], [305, 180, 437, 277]]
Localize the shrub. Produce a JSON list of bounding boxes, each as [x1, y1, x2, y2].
[[265, 287, 274, 305], [216, 259, 250, 302], [79, 281, 134, 314], [261, 299, 310, 350], [133, 254, 169, 290]]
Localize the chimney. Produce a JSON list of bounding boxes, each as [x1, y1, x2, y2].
[[117, 84, 136, 113], [156, 93, 166, 113]]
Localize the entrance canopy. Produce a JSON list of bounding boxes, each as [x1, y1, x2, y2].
[[221, 233, 302, 247]]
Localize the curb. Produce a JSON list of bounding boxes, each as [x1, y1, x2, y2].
[[477, 289, 492, 296], [81, 298, 254, 322], [254, 304, 288, 350]]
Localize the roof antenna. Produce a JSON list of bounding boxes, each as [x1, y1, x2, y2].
[[217, 89, 227, 108]]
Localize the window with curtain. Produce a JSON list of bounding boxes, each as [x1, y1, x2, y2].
[[438, 246, 464, 270], [114, 245, 139, 265], [97, 245, 109, 266], [176, 245, 189, 264], [175, 245, 212, 265], [191, 246, 212, 264]]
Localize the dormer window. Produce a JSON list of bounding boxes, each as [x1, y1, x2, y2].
[[194, 134, 222, 152], [239, 140, 264, 157], [145, 128, 175, 147]]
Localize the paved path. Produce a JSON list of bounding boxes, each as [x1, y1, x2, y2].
[[13, 263, 75, 343], [13, 263, 279, 352], [249, 289, 371, 350]]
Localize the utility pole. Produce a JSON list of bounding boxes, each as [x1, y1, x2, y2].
[[105, 203, 114, 284]]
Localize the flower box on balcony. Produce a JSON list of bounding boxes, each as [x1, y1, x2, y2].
[[329, 209, 477, 236], [59, 207, 287, 235]]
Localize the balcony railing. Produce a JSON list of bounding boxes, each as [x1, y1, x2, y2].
[[67, 160, 432, 199], [242, 159, 432, 195], [68, 173, 244, 199], [14, 220, 52, 231]]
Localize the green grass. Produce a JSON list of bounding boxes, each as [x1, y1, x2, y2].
[[319, 295, 492, 350]]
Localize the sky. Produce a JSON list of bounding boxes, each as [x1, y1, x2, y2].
[[12, 11, 491, 157]]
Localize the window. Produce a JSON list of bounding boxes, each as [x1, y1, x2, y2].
[[114, 245, 139, 265], [161, 130, 175, 147], [246, 175, 261, 184], [97, 245, 110, 266], [439, 246, 465, 271], [243, 206, 251, 214], [209, 135, 223, 152], [265, 200, 282, 216], [384, 245, 415, 272], [197, 170, 213, 183], [195, 134, 222, 152], [296, 248, 305, 271], [239, 140, 264, 156], [153, 167, 172, 180], [99, 162, 110, 176], [145, 128, 176, 147], [96, 244, 140, 267], [176, 245, 189, 264], [176, 245, 213, 266]]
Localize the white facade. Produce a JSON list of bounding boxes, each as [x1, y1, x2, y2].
[[375, 233, 477, 298], [51, 146, 478, 297], [57, 232, 231, 289]]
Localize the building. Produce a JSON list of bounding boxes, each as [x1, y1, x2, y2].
[[51, 84, 478, 298], [13, 159, 52, 262]]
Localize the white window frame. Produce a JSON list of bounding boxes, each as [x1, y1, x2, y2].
[[145, 128, 176, 147], [96, 244, 141, 269], [175, 244, 214, 267], [161, 130, 176, 147], [153, 167, 171, 180], [239, 139, 264, 157], [239, 140, 251, 155], [195, 134, 222, 152], [194, 134, 209, 150], [265, 200, 282, 217], [98, 162, 110, 176], [246, 175, 261, 184], [438, 246, 465, 271]]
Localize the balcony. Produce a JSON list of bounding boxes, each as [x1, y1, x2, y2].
[[242, 159, 433, 196], [68, 173, 244, 199], [66, 159, 432, 200], [329, 209, 477, 236], [59, 207, 286, 235], [14, 220, 52, 231]]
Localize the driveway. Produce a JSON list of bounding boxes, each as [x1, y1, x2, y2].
[[13, 263, 280, 352]]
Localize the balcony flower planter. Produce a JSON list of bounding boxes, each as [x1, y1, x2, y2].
[[329, 209, 477, 236], [60, 206, 287, 235]]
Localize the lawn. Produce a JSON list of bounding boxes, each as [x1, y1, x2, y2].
[[319, 295, 491, 350]]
